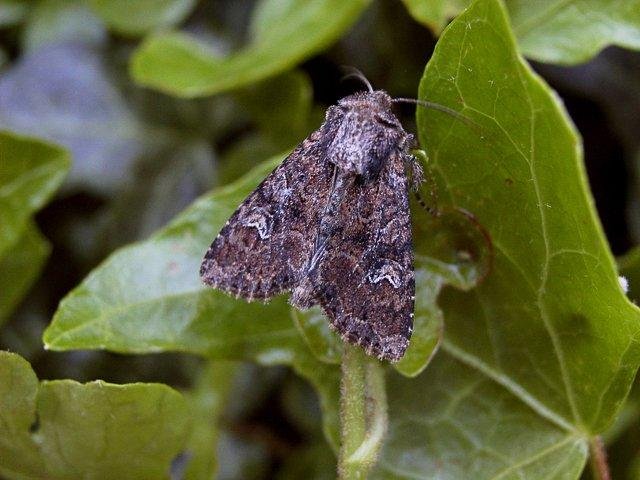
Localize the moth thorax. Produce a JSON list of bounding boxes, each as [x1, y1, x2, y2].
[[327, 113, 395, 179]]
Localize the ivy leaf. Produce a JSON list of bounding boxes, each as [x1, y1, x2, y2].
[[88, 0, 197, 36], [0, 351, 190, 479], [419, 0, 640, 435], [130, 0, 371, 97], [43, 156, 290, 357], [369, 0, 640, 476]]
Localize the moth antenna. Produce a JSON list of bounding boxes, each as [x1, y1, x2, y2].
[[393, 97, 477, 128], [340, 66, 374, 93]]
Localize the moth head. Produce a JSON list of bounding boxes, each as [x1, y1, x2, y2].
[[328, 91, 406, 180]]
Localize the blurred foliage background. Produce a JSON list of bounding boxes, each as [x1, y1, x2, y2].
[[2, 0, 640, 479]]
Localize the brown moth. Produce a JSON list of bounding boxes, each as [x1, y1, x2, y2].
[[200, 87, 427, 362]]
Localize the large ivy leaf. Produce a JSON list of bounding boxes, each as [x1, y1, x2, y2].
[[418, 0, 640, 435], [0, 351, 190, 480], [88, 0, 197, 36], [402, 0, 640, 65], [366, 0, 640, 476], [130, 0, 371, 97]]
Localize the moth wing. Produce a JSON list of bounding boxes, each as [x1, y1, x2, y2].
[[308, 152, 414, 361], [200, 128, 334, 300]]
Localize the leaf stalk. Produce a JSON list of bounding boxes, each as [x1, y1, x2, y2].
[[338, 345, 388, 479], [589, 436, 611, 480]]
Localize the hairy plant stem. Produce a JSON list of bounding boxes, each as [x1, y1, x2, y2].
[[338, 345, 388, 480], [589, 436, 611, 480]]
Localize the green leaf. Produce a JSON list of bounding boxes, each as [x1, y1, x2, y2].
[[89, 0, 196, 36], [372, 354, 588, 479], [0, 350, 190, 480], [130, 0, 371, 97], [420, 0, 640, 435], [0, 221, 50, 323], [0, 131, 69, 259], [508, 0, 640, 65], [401, 0, 640, 474], [22, 0, 106, 52], [293, 307, 343, 365]]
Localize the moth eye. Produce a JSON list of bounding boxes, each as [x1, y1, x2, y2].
[[375, 114, 400, 128]]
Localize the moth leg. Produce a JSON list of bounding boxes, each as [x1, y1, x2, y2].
[[407, 154, 425, 190], [402, 134, 425, 191], [406, 148, 440, 218]]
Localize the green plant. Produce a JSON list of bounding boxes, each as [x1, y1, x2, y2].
[[2, 0, 640, 478]]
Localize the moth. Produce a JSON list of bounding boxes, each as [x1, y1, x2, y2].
[[200, 81, 441, 362]]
